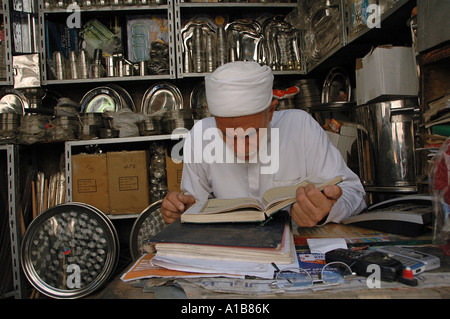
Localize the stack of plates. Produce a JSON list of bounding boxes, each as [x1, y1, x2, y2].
[[139, 116, 163, 136], [79, 113, 105, 140], [291, 79, 322, 109], [0, 113, 21, 134], [49, 116, 79, 141]]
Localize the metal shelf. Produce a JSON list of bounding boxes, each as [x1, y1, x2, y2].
[[1, 0, 13, 85], [345, 0, 412, 45], [0, 144, 23, 299], [174, 0, 305, 78], [177, 2, 297, 8], [38, 0, 177, 84], [45, 74, 174, 85], [43, 4, 169, 14]]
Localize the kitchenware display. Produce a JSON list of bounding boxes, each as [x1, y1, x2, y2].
[[181, 16, 302, 73]]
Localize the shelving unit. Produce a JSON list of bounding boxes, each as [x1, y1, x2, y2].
[[1, 0, 13, 85], [174, 0, 305, 78], [0, 144, 23, 299], [64, 132, 186, 219], [37, 0, 177, 85], [0, 0, 428, 299]]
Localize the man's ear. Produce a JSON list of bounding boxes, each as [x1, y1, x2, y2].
[[268, 99, 278, 120]]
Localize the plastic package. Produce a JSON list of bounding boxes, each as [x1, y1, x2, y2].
[[109, 109, 147, 137], [429, 138, 450, 255]]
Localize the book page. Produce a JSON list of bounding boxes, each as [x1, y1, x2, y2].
[[261, 180, 311, 207], [261, 176, 343, 208], [201, 197, 263, 214]]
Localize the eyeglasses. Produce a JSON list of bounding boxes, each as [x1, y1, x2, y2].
[[270, 262, 356, 291]]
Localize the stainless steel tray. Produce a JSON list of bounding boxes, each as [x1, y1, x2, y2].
[[141, 82, 184, 116], [21, 202, 119, 299], [79, 86, 123, 113]]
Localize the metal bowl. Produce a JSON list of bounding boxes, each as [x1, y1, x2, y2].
[[21, 202, 119, 299]]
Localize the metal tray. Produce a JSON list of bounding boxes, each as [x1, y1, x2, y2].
[[141, 82, 184, 116], [21, 202, 119, 299], [129, 200, 166, 260], [79, 86, 123, 113], [0, 89, 28, 114], [106, 84, 136, 112]]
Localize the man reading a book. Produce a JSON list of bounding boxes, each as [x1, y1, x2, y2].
[[161, 61, 366, 227]]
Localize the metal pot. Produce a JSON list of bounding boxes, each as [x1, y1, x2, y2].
[[355, 98, 419, 188]]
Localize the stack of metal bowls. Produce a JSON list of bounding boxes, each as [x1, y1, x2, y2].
[[50, 116, 79, 141], [291, 79, 322, 110], [79, 113, 104, 140], [162, 109, 194, 133], [0, 113, 21, 137], [139, 116, 163, 136]]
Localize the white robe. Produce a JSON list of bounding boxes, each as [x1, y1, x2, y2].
[[179, 109, 366, 224]]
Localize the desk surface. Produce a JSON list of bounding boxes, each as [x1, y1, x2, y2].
[[91, 243, 450, 299]]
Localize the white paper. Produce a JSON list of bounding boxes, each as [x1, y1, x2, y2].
[[152, 231, 300, 279], [307, 238, 347, 254]]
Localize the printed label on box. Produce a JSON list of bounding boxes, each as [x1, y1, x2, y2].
[[77, 179, 98, 193], [118, 176, 139, 191]]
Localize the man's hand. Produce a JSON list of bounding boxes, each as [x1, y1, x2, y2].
[[161, 191, 196, 224], [290, 184, 342, 227]]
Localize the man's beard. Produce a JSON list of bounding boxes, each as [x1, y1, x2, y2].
[[225, 124, 272, 163]]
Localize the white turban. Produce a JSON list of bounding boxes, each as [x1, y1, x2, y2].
[[205, 61, 274, 117]]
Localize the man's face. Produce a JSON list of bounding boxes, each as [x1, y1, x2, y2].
[[214, 100, 277, 161]]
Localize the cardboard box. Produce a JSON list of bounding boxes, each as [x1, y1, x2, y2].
[[356, 46, 419, 105], [107, 151, 150, 215], [326, 122, 358, 164], [71, 153, 110, 214], [165, 150, 183, 193]]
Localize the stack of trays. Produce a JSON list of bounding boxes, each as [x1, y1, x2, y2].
[[0, 113, 21, 137], [162, 109, 194, 133], [49, 116, 79, 141], [79, 113, 104, 140], [139, 116, 163, 136], [291, 79, 322, 110]]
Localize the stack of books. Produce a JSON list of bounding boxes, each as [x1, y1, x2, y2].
[[147, 212, 298, 278], [423, 94, 450, 148], [146, 177, 343, 278]]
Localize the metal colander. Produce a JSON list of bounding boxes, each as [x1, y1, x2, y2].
[[21, 202, 119, 299]]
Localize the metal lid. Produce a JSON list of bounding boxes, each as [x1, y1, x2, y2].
[[21, 202, 119, 299]]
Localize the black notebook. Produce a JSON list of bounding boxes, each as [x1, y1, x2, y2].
[[147, 212, 294, 264]]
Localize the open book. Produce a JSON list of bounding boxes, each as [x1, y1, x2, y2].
[[180, 176, 343, 224]]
